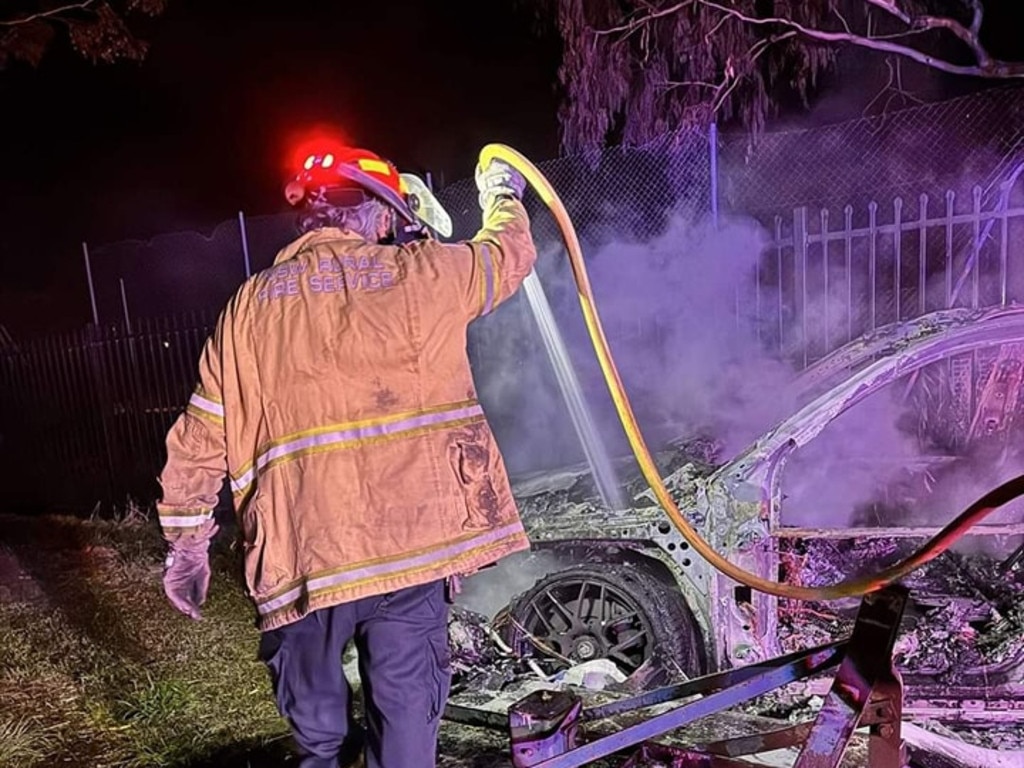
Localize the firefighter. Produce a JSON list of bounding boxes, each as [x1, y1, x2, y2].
[[157, 145, 536, 767]]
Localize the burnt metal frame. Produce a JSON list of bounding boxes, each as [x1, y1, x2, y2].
[[707, 307, 1024, 670], [504, 585, 907, 768]]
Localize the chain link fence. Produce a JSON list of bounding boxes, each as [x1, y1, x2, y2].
[[78, 85, 1024, 350], [721, 85, 1024, 217], [86, 212, 299, 323], [5, 87, 1024, 510]]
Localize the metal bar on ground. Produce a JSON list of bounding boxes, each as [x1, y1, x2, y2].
[[444, 703, 508, 730], [525, 646, 844, 768], [792, 586, 907, 768], [583, 641, 846, 723], [699, 722, 813, 757]]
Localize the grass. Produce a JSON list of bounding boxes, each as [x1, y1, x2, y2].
[[0, 512, 292, 768], [114, 675, 194, 725], [0, 716, 54, 766]]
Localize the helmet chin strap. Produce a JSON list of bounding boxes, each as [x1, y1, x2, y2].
[[379, 207, 398, 244]]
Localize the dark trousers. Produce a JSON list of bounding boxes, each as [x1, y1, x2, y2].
[[258, 580, 452, 768]]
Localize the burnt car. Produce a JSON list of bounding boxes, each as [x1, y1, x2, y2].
[[496, 306, 1024, 725]]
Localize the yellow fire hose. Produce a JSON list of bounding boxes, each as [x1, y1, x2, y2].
[[480, 143, 1024, 601]]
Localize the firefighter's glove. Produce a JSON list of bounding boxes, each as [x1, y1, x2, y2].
[[163, 519, 218, 620], [475, 159, 525, 210]]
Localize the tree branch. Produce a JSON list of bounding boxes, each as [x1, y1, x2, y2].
[[1, 1, 98, 26], [592, 0, 1021, 79], [710, 32, 797, 114], [862, 56, 924, 116], [659, 29, 798, 119], [549, 0, 1024, 152], [968, 0, 984, 36], [659, 79, 723, 91], [697, 0, 1024, 79], [916, 9, 991, 68], [594, 0, 693, 36], [832, 5, 854, 36], [863, 0, 911, 25]]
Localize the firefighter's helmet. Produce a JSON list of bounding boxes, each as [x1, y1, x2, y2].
[[284, 147, 415, 224]]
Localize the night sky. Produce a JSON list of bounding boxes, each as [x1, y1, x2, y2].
[[2, 1, 1022, 338], [0, 0, 561, 336]]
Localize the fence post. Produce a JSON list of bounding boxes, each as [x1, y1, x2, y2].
[[844, 205, 854, 343], [85, 325, 119, 510], [944, 191, 955, 308], [820, 208, 830, 353], [239, 210, 252, 279], [82, 242, 99, 325], [119, 278, 133, 334], [709, 122, 720, 228], [919, 194, 929, 316], [893, 196, 903, 321], [972, 186, 982, 309], [775, 216, 785, 353], [1000, 182, 1010, 306], [869, 201, 879, 329], [793, 206, 808, 368]]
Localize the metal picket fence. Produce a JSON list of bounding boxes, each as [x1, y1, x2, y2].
[[728, 88, 1024, 365], [0, 314, 216, 510], [750, 174, 1024, 367]]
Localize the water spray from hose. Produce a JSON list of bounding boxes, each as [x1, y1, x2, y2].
[[522, 271, 623, 510]]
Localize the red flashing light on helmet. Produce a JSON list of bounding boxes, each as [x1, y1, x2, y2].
[[301, 153, 337, 171]]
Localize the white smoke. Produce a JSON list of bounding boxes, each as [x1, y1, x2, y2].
[[455, 550, 564, 618], [471, 208, 797, 478], [468, 199, 1024, 564]]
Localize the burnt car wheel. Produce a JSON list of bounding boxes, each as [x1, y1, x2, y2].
[[503, 564, 704, 685]]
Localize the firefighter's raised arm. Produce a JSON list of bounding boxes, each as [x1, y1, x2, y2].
[[441, 159, 538, 321]]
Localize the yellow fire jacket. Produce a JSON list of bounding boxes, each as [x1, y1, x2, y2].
[[157, 198, 537, 630]]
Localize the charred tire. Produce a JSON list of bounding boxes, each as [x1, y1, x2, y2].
[[503, 563, 704, 687]]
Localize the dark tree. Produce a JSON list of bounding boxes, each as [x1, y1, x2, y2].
[[1, 0, 167, 68], [530, 1, 1024, 152]]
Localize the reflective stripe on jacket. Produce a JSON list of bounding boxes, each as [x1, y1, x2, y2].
[[157, 197, 536, 630]]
